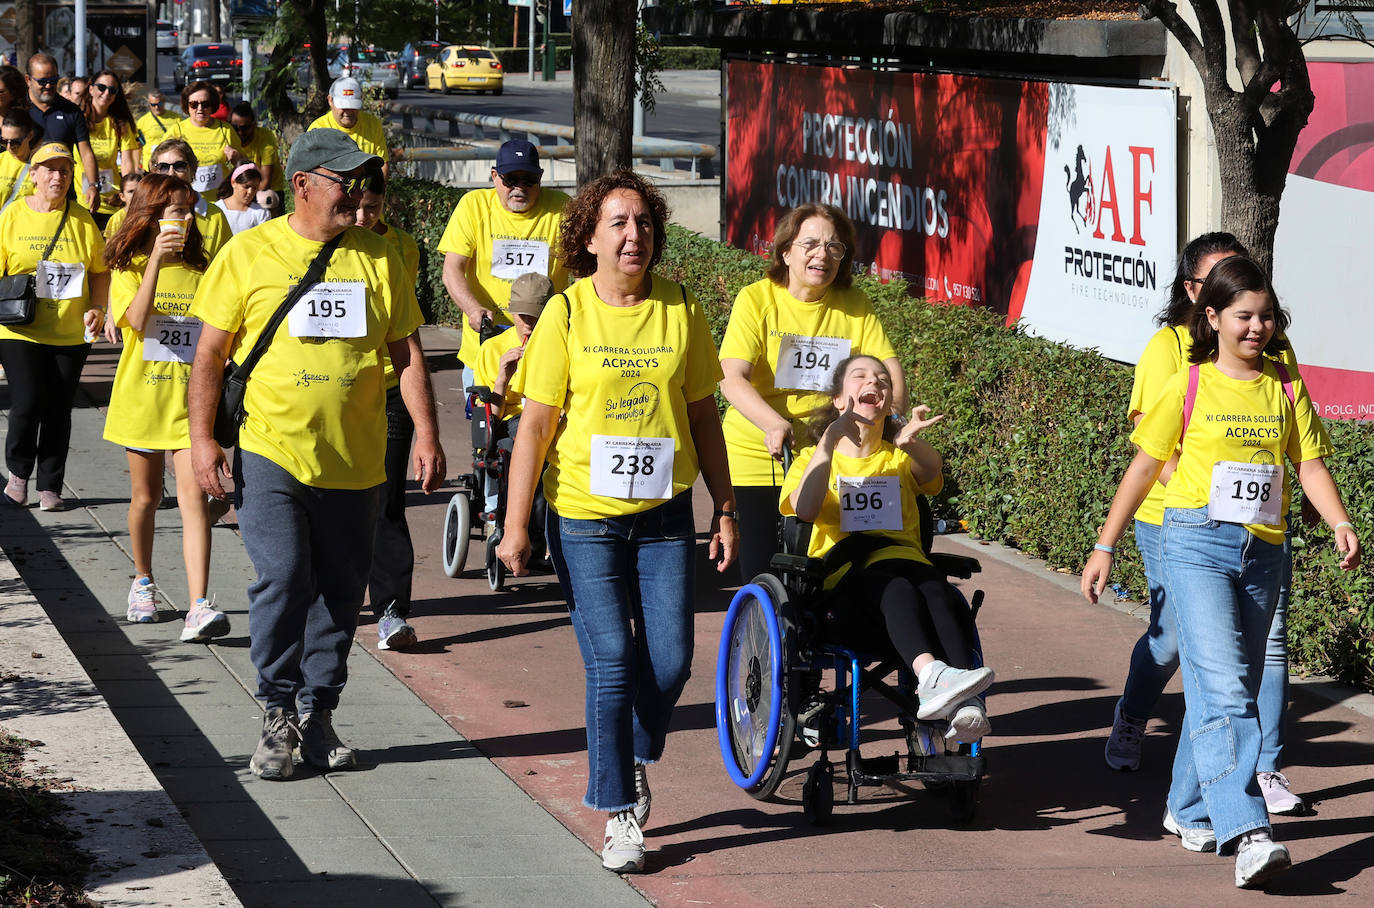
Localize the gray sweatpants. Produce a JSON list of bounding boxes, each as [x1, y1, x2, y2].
[[235, 450, 382, 714]]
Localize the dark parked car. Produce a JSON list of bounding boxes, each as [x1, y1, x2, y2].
[[398, 40, 447, 88], [173, 43, 242, 91]]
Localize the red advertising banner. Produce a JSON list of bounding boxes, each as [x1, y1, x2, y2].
[[726, 60, 1048, 314]]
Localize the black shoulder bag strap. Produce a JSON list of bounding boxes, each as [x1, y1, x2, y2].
[[41, 201, 71, 264], [233, 232, 344, 379]]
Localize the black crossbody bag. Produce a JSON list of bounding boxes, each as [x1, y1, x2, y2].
[[0, 202, 72, 326], [213, 234, 343, 447]]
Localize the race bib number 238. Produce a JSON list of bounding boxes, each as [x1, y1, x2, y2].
[[590, 435, 674, 500]]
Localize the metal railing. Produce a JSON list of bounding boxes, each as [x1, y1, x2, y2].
[[382, 102, 716, 178]]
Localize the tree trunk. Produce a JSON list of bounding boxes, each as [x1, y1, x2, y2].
[[260, 1, 330, 142], [211, 0, 222, 43], [14, 0, 36, 65], [572, 0, 637, 186]]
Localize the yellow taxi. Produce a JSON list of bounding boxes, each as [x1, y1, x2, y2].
[[425, 45, 504, 95]]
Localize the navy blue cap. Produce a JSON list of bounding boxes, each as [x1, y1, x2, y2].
[[495, 139, 543, 176]]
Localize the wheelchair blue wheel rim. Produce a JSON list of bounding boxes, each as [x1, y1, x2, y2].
[[716, 583, 784, 790]]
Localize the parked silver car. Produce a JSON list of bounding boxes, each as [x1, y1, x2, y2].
[[297, 45, 400, 99]]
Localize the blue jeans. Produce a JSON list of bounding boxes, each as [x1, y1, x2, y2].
[[1122, 519, 1291, 771], [547, 490, 696, 812], [235, 450, 381, 714], [1163, 508, 1283, 848]]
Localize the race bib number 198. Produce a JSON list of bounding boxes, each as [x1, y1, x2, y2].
[[837, 475, 902, 532], [774, 335, 850, 392], [1208, 461, 1283, 526], [288, 282, 367, 338], [590, 435, 674, 500]]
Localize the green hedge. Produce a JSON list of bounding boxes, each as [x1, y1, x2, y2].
[[383, 175, 1374, 693]]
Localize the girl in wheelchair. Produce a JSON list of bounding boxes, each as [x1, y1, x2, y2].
[[780, 354, 995, 743]]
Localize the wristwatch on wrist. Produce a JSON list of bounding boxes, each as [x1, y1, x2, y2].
[[714, 508, 739, 521]]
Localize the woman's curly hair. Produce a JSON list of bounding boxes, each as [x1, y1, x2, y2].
[[557, 169, 670, 279]]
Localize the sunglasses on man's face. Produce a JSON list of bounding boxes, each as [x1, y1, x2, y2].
[[500, 171, 540, 189], [31, 76, 59, 87]]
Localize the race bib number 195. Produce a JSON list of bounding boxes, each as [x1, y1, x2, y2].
[[590, 435, 674, 500], [837, 475, 902, 532], [288, 282, 367, 338]]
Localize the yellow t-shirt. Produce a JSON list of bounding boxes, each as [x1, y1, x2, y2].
[[161, 119, 243, 203], [0, 200, 107, 346], [0, 154, 35, 208], [103, 260, 204, 449], [380, 222, 421, 389], [237, 126, 284, 191], [720, 277, 897, 486], [78, 116, 141, 214], [1129, 325, 1300, 526], [474, 326, 523, 419], [436, 186, 570, 366], [780, 442, 942, 587], [191, 219, 423, 489], [135, 109, 183, 155], [306, 112, 389, 161], [1132, 360, 1332, 545], [103, 201, 231, 260], [512, 274, 723, 519]]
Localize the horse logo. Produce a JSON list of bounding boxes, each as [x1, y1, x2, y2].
[[1064, 145, 1095, 234]]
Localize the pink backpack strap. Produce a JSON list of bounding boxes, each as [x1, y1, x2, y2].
[[1180, 364, 1201, 439], [1272, 362, 1297, 411]]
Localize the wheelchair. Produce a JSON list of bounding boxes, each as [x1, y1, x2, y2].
[[715, 496, 987, 825], [440, 381, 514, 591]]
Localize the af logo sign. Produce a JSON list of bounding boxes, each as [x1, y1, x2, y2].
[[1063, 142, 1158, 247]]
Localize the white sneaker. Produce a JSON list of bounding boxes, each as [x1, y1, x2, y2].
[[945, 699, 991, 744], [601, 809, 645, 873], [126, 577, 159, 623], [1234, 828, 1291, 889], [1105, 699, 1147, 771], [1163, 809, 1217, 853], [1257, 771, 1305, 815], [633, 764, 651, 829], [915, 662, 994, 721]]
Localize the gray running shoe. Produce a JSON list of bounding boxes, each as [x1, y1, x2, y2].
[[633, 763, 651, 829], [1163, 809, 1217, 853], [916, 662, 994, 720], [601, 809, 645, 873], [250, 708, 298, 781], [299, 709, 357, 771], [377, 604, 417, 651], [1105, 699, 1147, 771]]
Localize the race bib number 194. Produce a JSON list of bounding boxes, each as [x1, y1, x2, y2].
[[590, 435, 674, 500], [774, 335, 850, 392]]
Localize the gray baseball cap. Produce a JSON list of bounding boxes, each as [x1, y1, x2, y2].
[[287, 127, 381, 180]]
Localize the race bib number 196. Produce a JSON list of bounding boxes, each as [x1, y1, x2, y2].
[[837, 475, 902, 532], [1208, 461, 1283, 526], [590, 435, 674, 500], [774, 335, 850, 392], [288, 282, 367, 338]]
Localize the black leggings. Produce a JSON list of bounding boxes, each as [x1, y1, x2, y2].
[[735, 483, 784, 582], [824, 560, 977, 670], [0, 339, 90, 492]]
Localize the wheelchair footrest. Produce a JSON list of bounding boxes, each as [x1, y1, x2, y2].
[[851, 752, 985, 787]]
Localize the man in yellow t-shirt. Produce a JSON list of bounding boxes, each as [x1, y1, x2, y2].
[[185, 128, 446, 782], [230, 101, 284, 213], [307, 77, 389, 178], [438, 139, 569, 378], [134, 89, 182, 155]]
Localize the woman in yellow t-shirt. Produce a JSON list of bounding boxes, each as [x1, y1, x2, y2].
[[1082, 255, 1360, 888], [165, 81, 243, 204], [78, 69, 142, 230], [103, 173, 230, 643], [496, 171, 737, 874], [720, 203, 903, 582], [0, 142, 109, 513], [781, 355, 994, 742], [0, 109, 40, 210]]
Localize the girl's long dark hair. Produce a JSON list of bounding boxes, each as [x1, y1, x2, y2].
[[1187, 254, 1290, 365], [104, 173, 207, 271], [805, 354, 898, 444], [1157, 231, 1248, 328]]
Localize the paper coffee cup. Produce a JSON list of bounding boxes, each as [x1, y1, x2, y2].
[[159, 217, 188, 235]]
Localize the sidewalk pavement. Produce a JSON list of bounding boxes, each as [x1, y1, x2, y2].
[[3, 322, 1373, 906]]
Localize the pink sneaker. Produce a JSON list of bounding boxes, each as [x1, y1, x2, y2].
[[181, 598, 230, 643], [126, 577, 159, 623], [4, 474, 27, 506]]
